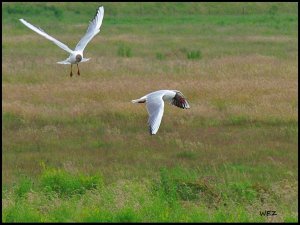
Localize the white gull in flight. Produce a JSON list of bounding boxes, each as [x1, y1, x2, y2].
[[132, 90, 190, 135], [19, 6, 104, 77]]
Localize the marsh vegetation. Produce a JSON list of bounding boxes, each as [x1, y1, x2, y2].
[[2, 2, 298, 222]]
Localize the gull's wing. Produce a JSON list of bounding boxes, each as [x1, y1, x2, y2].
[[19, 19, 73, 54], [146, 95, 165, 135], [171, 92, 190, 109], [74, 6, 104, 52]]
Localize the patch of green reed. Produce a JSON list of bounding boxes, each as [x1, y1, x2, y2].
[[39, 163, 103, 198], [13, 176, 34, 199], [117, 44, 132, 57], [187, 50, 202, 60], [155, 52, 166, 60]]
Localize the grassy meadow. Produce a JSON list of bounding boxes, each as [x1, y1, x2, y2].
[[2, 2, 298, 222]]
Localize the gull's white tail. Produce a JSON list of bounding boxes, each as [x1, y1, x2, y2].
[[131, 97, 146, 104], [57, 59, 71, 64]]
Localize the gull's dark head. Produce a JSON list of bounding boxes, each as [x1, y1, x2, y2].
[[172, 91, 190, 109], [76, 54, 82, 63]]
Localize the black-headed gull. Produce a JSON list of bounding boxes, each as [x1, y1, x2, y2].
[[132, 90, 190, 135], [19, 6, 104, 77]]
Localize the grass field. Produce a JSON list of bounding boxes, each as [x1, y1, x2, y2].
[[2, 2, 298, 222]]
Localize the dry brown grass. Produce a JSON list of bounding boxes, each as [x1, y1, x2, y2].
[[3, 53, 297, 122], [3, 49, 298, 185]]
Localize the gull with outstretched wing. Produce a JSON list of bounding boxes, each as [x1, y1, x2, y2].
[[19, 6, 104, 77], [132, 90, 190, 135]]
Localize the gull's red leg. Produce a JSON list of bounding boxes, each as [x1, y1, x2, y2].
[[70, 64, 73, 77], [77, 64, 80, 76]]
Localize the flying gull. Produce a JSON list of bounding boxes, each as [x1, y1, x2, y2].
[[132, 90, 190, 135], [19, 6, 104, 77]]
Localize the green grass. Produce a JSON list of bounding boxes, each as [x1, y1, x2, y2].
[[3, 165, 297, 222], [4, 165, 289, 222], [187, 50, 202, 60], [2, 2, 298, 223], [117, 44, 132, 57], [39, 164, 103, 198]]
